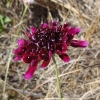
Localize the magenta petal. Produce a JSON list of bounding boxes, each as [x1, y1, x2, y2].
[[56, 50, 62, 55], [14, 48, 19, 54], [59, 53, 70, 62], [76, 28, 81, 34], [17, 38, 25, 46], [67, 28, 81, 40], [62, 42, 67, 52], [30, 26, 37, 35], [71, 40, 89, 48], [49, 51, 52, 58], [41, 23, 48, 29], [24, 60, 38, 79], [68, 27, 77, 34], [14, 56, 22, 61]]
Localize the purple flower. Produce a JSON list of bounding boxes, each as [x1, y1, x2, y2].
[[14, 22, 88, 79]]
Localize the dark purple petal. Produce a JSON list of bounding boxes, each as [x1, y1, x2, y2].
[[61, 24, 70, 33], [71, 40, 89, 48], [39, 49, 49, 60], [52, 21, 57, 26], [40, 60, 50, 68], [22, 50, 33, 63], [63, 23, 69, 28], [40, 51, 52, 68], [22, 49, 38, 63], [59, 53, 70, 62], [56, 43, 62, 52], [24, 60, 38, 79], [62, 42, 67, 53]]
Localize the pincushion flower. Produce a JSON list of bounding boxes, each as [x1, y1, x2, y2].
[[14, 22, 88, 79]]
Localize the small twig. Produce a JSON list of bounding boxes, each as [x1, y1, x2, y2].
[[85, 80, 100, 85]]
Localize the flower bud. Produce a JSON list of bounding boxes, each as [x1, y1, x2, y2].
[[22, 0, 34, 5]]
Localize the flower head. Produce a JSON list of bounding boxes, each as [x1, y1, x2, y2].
[[14, 21, 88, 79]]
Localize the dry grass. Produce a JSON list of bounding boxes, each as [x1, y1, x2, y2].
[[0, 0, 100, 100]]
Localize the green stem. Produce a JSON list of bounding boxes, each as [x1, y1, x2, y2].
[[6, 0, 9, 7], [16, 4, 28, 35], [2, 4, 28, 100], [2, 48, 13, 100], [52, 55, 62, 100]]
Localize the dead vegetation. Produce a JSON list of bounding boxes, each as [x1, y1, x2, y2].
[[0, 0, 100, 100]]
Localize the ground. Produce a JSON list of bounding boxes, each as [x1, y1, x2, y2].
[[0, 0, 100, 100]]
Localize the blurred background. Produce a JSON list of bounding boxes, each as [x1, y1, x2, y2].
[[0, 0, 100, 100]]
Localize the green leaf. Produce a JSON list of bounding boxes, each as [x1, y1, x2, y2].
[[0, 15, 12, 33], [3, 16, 11, 23], [0, 27, 4, 33], [0, 15, 4, 26]]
